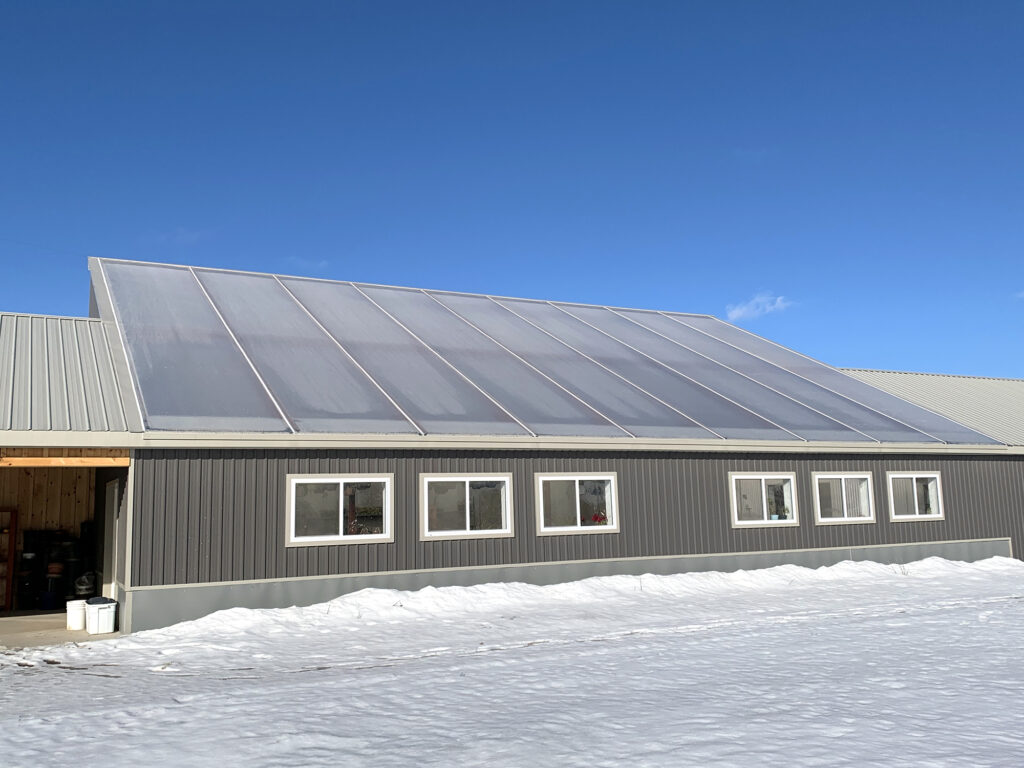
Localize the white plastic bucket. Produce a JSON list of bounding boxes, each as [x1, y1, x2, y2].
[[85, 602, 117, 634], [66, 600, 87, 631]]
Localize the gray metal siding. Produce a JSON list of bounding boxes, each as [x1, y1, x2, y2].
[[130, 449, 1024, 587], [0, 313, 131, 432]]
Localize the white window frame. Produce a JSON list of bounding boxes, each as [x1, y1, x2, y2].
[[286, 473, 394, 547], [887, 471, 945, 522], [419, 473, 514, 541], [812, 472, 875, 525], [535, 473, 620, 536], [729, 472, 799, 528]]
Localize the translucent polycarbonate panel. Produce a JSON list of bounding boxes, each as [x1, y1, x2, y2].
[[431, 292, 717, 439], [620, 310, 939, 444], [672, 314, 997, 445], [195, 269, 416, 434], [358, 286, 626, 437], [282, 279, 526, 436], [497, 299, 791, 441], [560, 304, 868, 443], [102, 261, 288, 432]]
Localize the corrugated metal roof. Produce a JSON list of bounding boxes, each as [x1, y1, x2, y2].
[[0, 313, 131, 433], [90, 258, 999, 445], [844, 369, 1024, 447]]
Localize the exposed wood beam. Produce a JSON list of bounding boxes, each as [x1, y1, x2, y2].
[[0, 456, 131, 467]]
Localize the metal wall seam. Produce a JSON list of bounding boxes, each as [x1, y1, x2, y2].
[[420, 289, 636, 438], [489, 296, 728, 440]]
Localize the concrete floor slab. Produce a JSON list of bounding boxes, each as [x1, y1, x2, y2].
[[0, 612, 120, 650]]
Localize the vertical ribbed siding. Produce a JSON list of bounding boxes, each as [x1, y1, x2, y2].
[[130, 449, 1024, 587], [0, 313, 130, 432]]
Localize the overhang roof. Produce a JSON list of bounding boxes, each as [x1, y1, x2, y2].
[[0, 312, 133, 434], [844, 369, 1024, 447], [88, 258, 998, 446]]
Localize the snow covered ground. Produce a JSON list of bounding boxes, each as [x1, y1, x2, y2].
[[2, 557, 1024, 767]]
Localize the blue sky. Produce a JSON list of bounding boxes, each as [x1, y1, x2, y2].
[[1, 1, 1022, 377]]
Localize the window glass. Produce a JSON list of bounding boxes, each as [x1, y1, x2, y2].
[[735, 478, 765, 521], [537, 475, 618, 533], [889, 473, 942, 519], [731, 474, 797, 526], [579, 479, 611, 527], [891, 477, 916, 516], [542, 480, 577, 527], [818, 477, 843, 518], [469, 481, 505, 530], [814, 474, 873, 523], [288, 475, 392, 545], [422, 476, 512, 537], [428, 481, 466, 532], [845, 478, 871, 518], [343, 482, 386, 536], [916, 477, 938, 516], [294, 482, 340, 537]]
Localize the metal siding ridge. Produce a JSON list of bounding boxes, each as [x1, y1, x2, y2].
[[61, 319, 90, 431], [44, 317, 70, 430], [0, 315, 16, 430], [272, 275, 426, 436], [350, 283, 537, 437], [663, 313, 950, 445], [489, 296, 728, 440], [188, 266, 297, 434], [603, 306, 881, 443], [421, 289, 636, 438], [88, 319, 130, 432]]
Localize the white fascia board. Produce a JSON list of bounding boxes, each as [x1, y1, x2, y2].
[[132, 431, 1020, 455]]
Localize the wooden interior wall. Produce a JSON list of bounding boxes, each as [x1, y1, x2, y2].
[[0, 466, 95, 551]]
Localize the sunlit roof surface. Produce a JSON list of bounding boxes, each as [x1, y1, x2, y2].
[[93, 258, 999, 444]]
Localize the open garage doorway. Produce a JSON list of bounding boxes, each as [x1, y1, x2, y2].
[[1, 449, 129, 620]]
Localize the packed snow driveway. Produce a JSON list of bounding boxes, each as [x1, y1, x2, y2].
[[2, 557, 1024, 767]]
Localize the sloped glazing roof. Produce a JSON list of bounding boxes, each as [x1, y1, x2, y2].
[[93, 258, 998, 444]]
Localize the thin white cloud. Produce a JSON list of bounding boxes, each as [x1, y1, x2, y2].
[[726, 292, 792, 322]]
